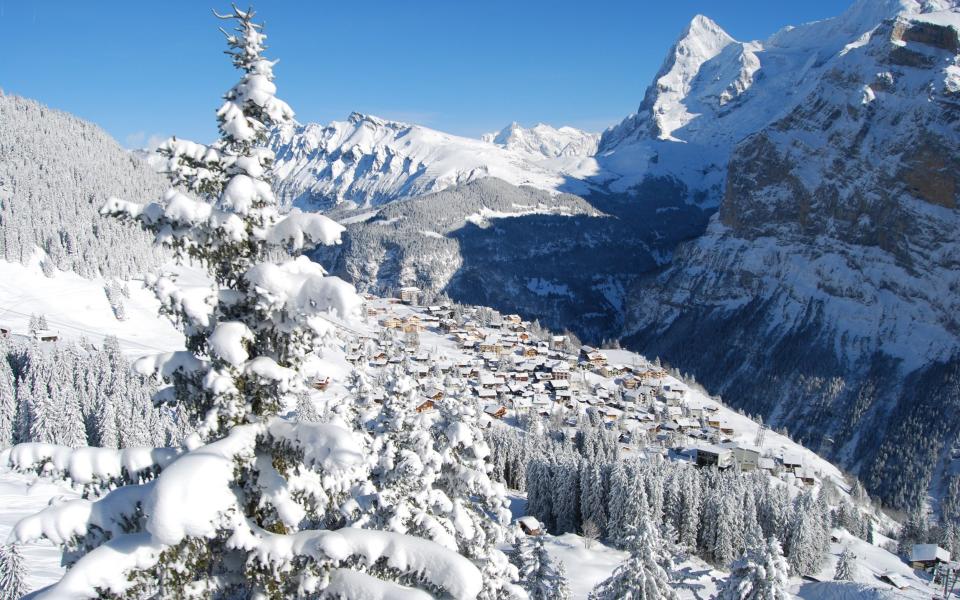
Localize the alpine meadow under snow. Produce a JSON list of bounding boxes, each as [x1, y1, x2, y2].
[[2, 1, 960, 599]]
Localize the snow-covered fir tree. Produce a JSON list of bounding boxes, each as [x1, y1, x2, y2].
[[718, 537, 790, 600], [7, 7, 511, 599], [785, 490, 829, 577], [834, 545, 857, 581], [510, 534, 571, 600], [0, 544, 28, 600], [0, 344, 15, 448], [588, 515, 678, 600]]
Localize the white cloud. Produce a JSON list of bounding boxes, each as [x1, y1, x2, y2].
[[123, 131, 167, 150]]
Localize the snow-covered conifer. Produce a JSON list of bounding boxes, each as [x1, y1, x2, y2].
[[718, 537, 790, 600], [0, 544, 28, 600], [589, 514, 678, 600], [834, 545, 856, 581], [511, 534, 571, 600], [785, 491, 827, 577], [0, 348, 15, 448]]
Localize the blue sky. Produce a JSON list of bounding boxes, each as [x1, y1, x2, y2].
[[1, 1, 852, 147]]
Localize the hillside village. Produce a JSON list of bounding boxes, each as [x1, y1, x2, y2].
[[329, 289, 835, 490], [0, 271, 953, 599]]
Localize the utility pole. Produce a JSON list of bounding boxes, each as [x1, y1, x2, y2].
[[754, 423, 768, 448]]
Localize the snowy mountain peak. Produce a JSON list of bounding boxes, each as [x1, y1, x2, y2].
[[637, 14, 738, 140], [270, 115, 601, 210], [683, 14, 735, 46], [482, 121, 600, 159]]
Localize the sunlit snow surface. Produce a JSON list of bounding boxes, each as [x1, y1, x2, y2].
[[0, 470, 77, 592]]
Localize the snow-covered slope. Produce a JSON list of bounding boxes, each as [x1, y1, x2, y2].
[[623, 0, 960, 509], [269, 114, 601, 210], [0, 95, 169, 280], [481, 122, 600, 159]]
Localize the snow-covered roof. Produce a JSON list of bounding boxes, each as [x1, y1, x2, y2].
[[911, 544, 951, 563], [517, 516, 540, 530]]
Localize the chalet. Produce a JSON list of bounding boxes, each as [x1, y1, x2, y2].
[[399, 286, 420, 305], [479, 336, 502, 355], [782, 454, 804, 472], [517, 516, 542, 536], [580, 347, 607, 368], [675, 417, 700, 432], [484, 404, 507, 419], [512, 397, 532, 411], [382, 317, 402, 329], [659, 421, 679, 433], [550, 335, 566, 351], [551, 363, 571, 380], [423, 387, 445, 401], [725, 444, 761, 472], [476, 387, 497, 400], [479, 372, 502, 389], [622, 376, 638, 390], [33, 329, 58, 343], [758, 457, 777, 472], [416, 399, 435, 413], [662, 390, 684, 406], [310, 376, 331, 391], [910, 544, 951, 570], [688, 443, 734, 469], [796, 468, 817, 486]]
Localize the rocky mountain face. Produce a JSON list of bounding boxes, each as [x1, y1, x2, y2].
[[624, 0, 960, 509], [269, 113, 600, 211]]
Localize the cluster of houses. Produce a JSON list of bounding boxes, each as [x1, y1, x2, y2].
[[338, 291, 827, 488], [0, 324, 59, 342]]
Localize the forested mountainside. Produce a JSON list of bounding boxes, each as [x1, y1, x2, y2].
[[312, 177, 711, 341], [0, 95, 169, 279], [0, 335, 185, 450], [623, 1, 960, 510]]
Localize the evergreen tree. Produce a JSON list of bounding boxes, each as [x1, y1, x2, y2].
[[785, 491, 827, 577], [0, 544, 28, 600], [718, 537, 790, 600], [0, 350, 15, 448], [12, 8, 504, 598], [511, 534, 571, 600], [589, 515, 679, 600], [834, 546, 856, 581]]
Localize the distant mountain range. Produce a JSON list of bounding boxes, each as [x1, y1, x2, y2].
[[268, 114, 601, 211]]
